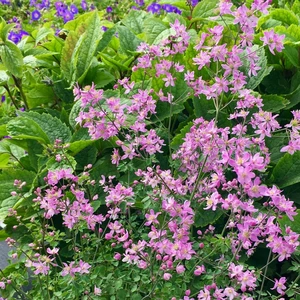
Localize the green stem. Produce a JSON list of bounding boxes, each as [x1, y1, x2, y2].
[[4, 84, 19, 110], [12, 76, 28, 110]]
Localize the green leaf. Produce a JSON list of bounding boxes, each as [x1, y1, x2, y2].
[[122, 10, 147, 35], [272, 152, 300, 188], [19, 111, 72, 144], [261, 94, 289, 112], [265, 133, 289, 164], [242, 46, 272, 90], [170, 122, 193, 150], [69, 100, 82, 129], [7, 117, 50, 144], [25, 84, 56, 109], [283, 45, 299, 68], [270, 8, 299, 26], [74, 145, 97, 170], [46, 154, 76, 171], [0, 70, 9, 86], [84, 64, 115, 89], [143, 18, 168, 44], [72, 11, 103, 84], [97, 26, 116, 52], [61, 31, 79, 81], [99, 52, 129, 71], [194, 207, 223, 227], [117, 25, 143, 54], [0, 41, 23, 78], [0, 169, 35, 222], [35, 27, 54, 45], [192, 0, 218, 20], [278, 209, 300, 232], [0, 153, 9, 168]]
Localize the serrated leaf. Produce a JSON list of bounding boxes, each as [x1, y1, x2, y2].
[[0, 41, 23, 78], [0, 70, 9, 86], [97, 26, 116, 52], [283, 45, 299, 68], [170, 122, 193, 150], [143, 18, 168, 44], [19, 111, 72, 144], [261, 94, 289, 112], [122, 10, 147, 34], [0, 169, 35, 222], [194, 207, 223, 227], [73, 11, 103, 84], [7, 117, 50, 144], [192, 0, 218, 20], [278, 209, 300, 232], [270, 8, 299, 26], [61, 31, 79, 81], [117, 25, 143, 54], [46, 154, 76, 171], [69, 100, 82, 129], [35, 27, 53, 45], [272, 152, 300, 188], [0, 153, 9, 168], [25, 84, 56, 109]]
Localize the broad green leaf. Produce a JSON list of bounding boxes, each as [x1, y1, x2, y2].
[[278, 209, 300, 232], [272, 152, 300, 188], [117, 25, 143, 54], [153, 28, 175, 45], [25, 84, 56, 108], [283, 45, 299, 68], [63, 11, 94, 32], [270, 8, 298, 26], [61, 31, 79, 81], [73, 11, 103, 84], [19, 111, 72, 144], [194, 207, 223, 227], [192, 0, 218, 20], [99, 52, 129, 71], [0, 153, 9, 168], [97, 26, 116, 52], [34, 27, 54, 45], [69, 100, 82, 129], [122, 10, 147, 34], [143, 18, 168, 44], [0, 70, 9, 86], [261, 94, 289, 112], [275, 24, 300, 45], [84, 64, 115, 89], [265, 133, 289, 164], [74, 145, 98, 170], [241, 46, 272, 90], [46, 154, 76, 171], [7, 117, 50, 144], [170, 122, 193, 150], [0, 169, 35, 222], [0, 41, 23, 78]]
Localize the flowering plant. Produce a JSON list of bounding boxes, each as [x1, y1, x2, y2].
[[0, 0, 300, 299]]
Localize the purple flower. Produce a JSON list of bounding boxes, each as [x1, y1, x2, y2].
[[191, 0, 199, 6], [135, 0, 144, 5], [31, 10, 41, 21], [8, 31, 21, 44], [81, 0, 87, 10], [70, 4, 78, 14], [106, 6, 113, 13], [62, 10, 74, 23], [102, 26, 108, 32], [147, 3, 161, 13]]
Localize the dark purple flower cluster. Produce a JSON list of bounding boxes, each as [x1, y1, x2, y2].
[[7, 17, 29, 44], [0, 0, 11, 4], [147, 2, 181, 14], [30, 0, 50, 10], [54, 1, 79, 23]]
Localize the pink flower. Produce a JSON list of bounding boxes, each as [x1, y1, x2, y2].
[[145, 209, 161, 226], [271, 277, 287, 295], [163, 273, 172, 280], [260, 29, 285, 55]]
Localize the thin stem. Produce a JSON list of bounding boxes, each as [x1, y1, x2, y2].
[[4, 84, 19, 110], [258, 249, 272, 300]]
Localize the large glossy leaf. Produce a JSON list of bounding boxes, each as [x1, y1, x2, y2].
[[192, 0, 218, 20], [18, 111, 72, 144], [0, 41, 23, 78], [272, 152, 300, 188], [7, 117, 50, 144]]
